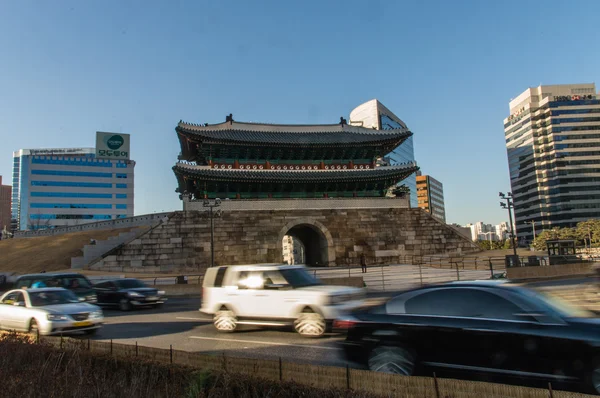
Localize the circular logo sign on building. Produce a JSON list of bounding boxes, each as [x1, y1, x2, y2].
[[107, 135, 124, 150], [96, 131, 130, 160]]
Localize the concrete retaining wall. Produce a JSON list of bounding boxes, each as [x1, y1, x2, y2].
[[507, 263, 595, 280]]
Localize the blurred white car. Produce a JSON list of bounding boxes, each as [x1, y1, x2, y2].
[[201, 264, 365, 337], [0, 288, 103, 335]]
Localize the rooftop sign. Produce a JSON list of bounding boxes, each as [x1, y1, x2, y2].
[[96, 132, 130, 160]]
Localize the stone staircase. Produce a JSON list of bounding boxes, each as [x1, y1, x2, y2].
[[70, 227, 151, 269]]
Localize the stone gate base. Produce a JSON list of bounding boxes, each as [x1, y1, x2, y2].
[[90, 199, 479, 273]]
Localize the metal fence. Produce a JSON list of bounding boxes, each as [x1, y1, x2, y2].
[[309, 261, 507, 293], [88, 254, 595, 292]]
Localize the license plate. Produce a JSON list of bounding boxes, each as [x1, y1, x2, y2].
[[74, 321, 92, 327], [147, 296, 159, 301]]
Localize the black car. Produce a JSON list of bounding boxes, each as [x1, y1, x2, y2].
[[335, 281, 600, 394], [93, 278, 166, 311], [14, 273, 97, 303]]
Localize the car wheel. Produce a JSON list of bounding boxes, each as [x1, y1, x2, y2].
[[368, 346, 415, 376], [294, 309, 326, 337], [587, 360, 600, 395], [214, 308, 237, 332], [119, 299, 132, 311], [28, 319, 39, 334]]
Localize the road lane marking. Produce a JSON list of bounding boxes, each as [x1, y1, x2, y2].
[[189, 336, 338, 350]]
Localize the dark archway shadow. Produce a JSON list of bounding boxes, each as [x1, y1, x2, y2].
[[285, 224, 329, 266]]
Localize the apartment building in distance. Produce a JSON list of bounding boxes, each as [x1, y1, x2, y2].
[[466, 221, 510, 242], [504, 83, 600, 242], [0, 176, 11, 233], [416, 171, 446, 222], [11, 147, 135, 231]]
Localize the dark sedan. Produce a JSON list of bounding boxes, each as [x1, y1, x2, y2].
[[335, 281, 600, 394], [93, 279, 166, 311]]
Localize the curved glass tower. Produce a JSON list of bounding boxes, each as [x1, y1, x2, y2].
[[349, 99, 418, 208]]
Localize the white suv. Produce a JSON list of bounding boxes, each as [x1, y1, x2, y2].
[[200, 264, 365, 337]]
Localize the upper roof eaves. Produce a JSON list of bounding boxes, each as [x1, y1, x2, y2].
[[177, 120, 407, 135]]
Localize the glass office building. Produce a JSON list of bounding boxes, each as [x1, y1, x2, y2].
[[11, 148, 135, 231], [350, 99, 418, 207], [504, 83, 600, 243], [416, 172, 446, 222]]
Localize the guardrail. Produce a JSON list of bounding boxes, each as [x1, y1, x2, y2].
[[12, 212, 172, 238]]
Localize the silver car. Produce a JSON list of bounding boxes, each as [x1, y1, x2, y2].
[[0, 288, 104, 335]]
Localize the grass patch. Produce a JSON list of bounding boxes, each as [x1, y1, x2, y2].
[[0, 227, 141, 273], [0, 334, 382, 398]]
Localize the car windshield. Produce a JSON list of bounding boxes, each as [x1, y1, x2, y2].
[[115, 279, 147, 289], [523, 288, 595, 318], [59, 277, 92, 290], [280, 268, 321, 288], [29, 290, 80, 306]]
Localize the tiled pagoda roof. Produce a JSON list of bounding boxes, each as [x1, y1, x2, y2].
[[176, 120, 411, 146], [173, 162, 419, 183]]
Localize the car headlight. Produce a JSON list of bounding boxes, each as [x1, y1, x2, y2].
[[128, 291, 144, 298], [47, 314, 68, 321], [157, 291, 165, 296], [90, 310, 103, 318]]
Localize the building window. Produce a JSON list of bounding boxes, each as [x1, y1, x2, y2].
[[32, 158, 112, 168], [116, 194, 127, 199], [115, 173, 127, 178], [31, 203, 112, 209], [116, 183, 127, 189], [31, 181, 112, 188], [30, 214, 113, 220], [31, 170, 112, 178], [115, 204, 127, 209], [31, 192, 112, 199]]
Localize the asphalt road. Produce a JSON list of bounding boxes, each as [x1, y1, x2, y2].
[[91, 297, 357, 368]]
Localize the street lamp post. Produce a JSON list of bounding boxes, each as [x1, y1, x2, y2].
[[203, 198, 222, 268], [499, 192, 518, 257], [524, 220, 537, 242], [179, 191, 222, 268]]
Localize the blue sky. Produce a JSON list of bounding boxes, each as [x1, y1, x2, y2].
[[1, 0, 599, 226]]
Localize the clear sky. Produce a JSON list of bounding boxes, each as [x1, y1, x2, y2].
[[1, 0, 599, 226]]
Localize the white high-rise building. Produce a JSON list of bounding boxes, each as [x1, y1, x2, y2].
[[504, 83, 600, 242], [11, 148, 135, 231]]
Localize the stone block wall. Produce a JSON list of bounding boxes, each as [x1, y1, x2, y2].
[[89, 208, 479, 273]]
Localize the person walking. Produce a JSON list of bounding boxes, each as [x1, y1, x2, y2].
[[360, 253, 367, 273]]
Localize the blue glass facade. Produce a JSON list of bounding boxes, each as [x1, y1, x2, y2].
[[380, 114, 418, 207], [12, 150, 134, 231]]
